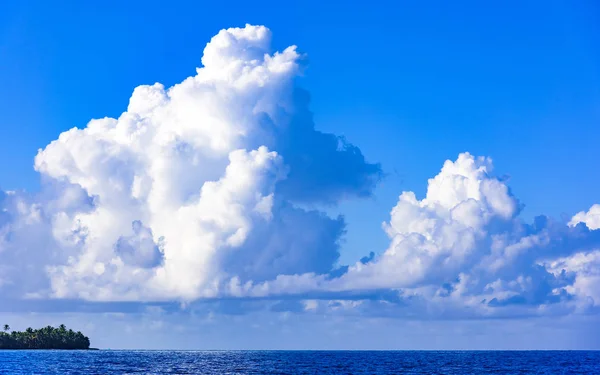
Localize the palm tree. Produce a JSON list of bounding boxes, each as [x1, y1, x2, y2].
[[2, 325, 9, 332], [0, 324, 90, 349]]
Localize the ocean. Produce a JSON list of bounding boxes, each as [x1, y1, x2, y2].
[[0, 350, 598, 374]]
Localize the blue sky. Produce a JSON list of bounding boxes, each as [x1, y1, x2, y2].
[[1, 1, 600, 349]]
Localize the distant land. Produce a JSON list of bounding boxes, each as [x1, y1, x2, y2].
[[0, 324, 91, 350]]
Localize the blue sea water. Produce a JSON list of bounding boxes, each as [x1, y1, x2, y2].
[[0, 350, 598, 374]]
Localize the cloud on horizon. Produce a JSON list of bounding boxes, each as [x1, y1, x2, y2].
[[1, 25, 599, 322]]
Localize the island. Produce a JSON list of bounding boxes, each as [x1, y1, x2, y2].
[[0, 324, 91, 350]]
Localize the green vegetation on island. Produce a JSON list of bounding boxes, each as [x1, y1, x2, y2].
[[0, 324, 91, 350]]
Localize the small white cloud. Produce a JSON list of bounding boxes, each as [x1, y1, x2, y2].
[[570, 204, 600, 230]]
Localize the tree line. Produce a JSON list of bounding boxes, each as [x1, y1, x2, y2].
[[0, 324, 91, 349]]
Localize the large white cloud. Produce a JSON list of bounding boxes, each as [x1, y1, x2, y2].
[[0, 25, 380, 302]]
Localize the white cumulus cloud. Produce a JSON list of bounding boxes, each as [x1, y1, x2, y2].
[[570, 204, 600, 230], [0, 24, 380, 302], [320, 152, 600, 317]]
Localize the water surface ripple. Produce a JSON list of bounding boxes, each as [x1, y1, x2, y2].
[[0, 350, 598, 374]]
